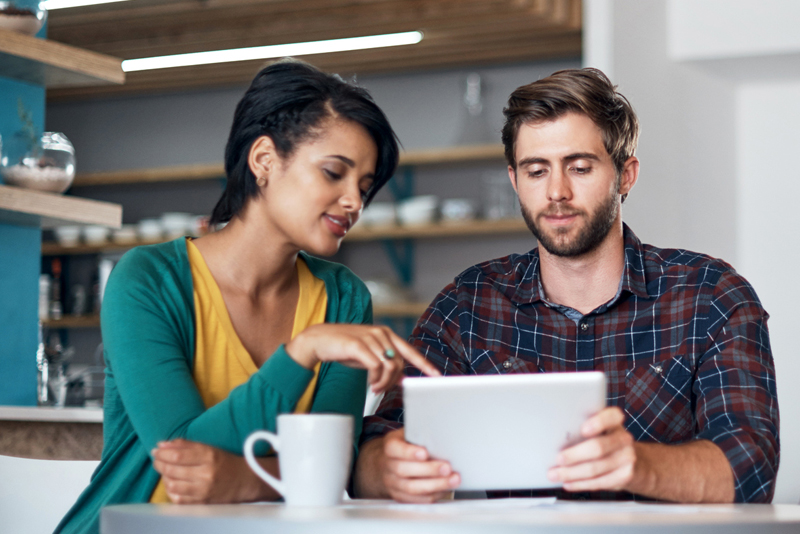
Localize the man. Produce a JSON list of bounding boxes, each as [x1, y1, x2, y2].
[[354, 68, 779, 504]]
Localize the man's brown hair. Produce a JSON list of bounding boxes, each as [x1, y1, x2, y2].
[[501, 68, 639, 180]]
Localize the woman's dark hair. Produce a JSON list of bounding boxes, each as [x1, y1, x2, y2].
[[210, 59, 399, 225]]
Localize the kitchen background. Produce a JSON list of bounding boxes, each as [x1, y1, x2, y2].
[[5, 0, 800, 503]]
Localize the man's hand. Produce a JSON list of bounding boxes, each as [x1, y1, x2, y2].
[[547, 406, 735, 503], [547, 406, 636, 492], [152, 439, 279, 504], [355, 428, 460, 502]]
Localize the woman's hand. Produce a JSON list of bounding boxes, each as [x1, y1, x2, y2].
[[151, 439, 279, 504], [285, 324, 440, 393]]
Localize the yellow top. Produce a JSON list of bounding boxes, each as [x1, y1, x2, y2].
[[150, 239, 327, 503]]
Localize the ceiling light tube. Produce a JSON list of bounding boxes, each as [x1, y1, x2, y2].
[[121, 31, 424, 73], [42, 0, 131, 9]]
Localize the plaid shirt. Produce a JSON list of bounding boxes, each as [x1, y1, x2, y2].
[[362, 225, 779, 503]]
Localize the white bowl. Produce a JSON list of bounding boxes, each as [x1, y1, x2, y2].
[[83, 225, 110, 245], [441, 198, 477, 223], [161, 212, 193, 239], [112, 225, 138, 245], [361, 202, 396, 227], [54, 225, 81, 247], [397, 195, 438, 226], [137, 219, 164, 241]]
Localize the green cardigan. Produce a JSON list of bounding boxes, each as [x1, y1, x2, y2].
[[57, 239, 371, 534]]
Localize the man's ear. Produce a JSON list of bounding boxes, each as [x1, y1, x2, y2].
[[508, 165, 519, 194], [248, 135, 277, 187], [618, 156, 639, 199]]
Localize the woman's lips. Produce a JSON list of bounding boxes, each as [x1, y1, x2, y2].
[[323, 214, 350, 237]]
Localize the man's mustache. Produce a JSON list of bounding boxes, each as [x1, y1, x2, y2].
[[537, 203, 585, 218]]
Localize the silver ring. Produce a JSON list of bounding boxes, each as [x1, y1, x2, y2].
[[383, 349, 396, 360]]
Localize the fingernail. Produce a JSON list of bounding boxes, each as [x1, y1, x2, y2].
[[547, 469, 559, 482], [414, 450, 426, 461], [555, 453, 564, 465], [439, 464, 451, 476], [449, 474, 460, 488]]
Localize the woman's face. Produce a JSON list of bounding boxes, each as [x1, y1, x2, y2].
[[260, 118, 378, 256]]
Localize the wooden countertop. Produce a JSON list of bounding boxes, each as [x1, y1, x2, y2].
[[0, 405, 103, 423]]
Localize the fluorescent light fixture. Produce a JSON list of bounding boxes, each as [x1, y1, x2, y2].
[[43, 0, 131, 9], [121, 31, 424, 73]]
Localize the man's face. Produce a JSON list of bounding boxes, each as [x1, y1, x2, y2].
[[509, 112, 631, 258]]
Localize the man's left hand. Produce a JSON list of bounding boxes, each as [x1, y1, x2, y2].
[[547, 406, 638, 492]]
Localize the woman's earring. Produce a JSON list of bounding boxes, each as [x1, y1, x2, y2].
[[256, 176, 267, 187]]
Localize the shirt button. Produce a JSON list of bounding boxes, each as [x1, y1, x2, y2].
[[580, 322, 588, 332], [503, 360, 513, 369]]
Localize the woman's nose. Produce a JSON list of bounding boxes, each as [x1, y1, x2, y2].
[[340, 181, 363, 213]]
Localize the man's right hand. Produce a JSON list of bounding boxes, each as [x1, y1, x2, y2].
[[357, 428, 461, 502]]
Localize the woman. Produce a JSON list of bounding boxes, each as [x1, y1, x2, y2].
[[57, 60, 438, 534]]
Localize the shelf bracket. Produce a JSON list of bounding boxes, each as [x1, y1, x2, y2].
[[382, 238, 414, 286], [388, 166, 415, 201]]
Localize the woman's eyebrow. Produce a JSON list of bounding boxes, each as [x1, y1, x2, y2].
[[325, 155, 355, 167]]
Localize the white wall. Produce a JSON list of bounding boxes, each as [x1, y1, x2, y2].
[[736, 81, 800, 505], [668, 0, 800, 60], [584, 0, 800, 503]]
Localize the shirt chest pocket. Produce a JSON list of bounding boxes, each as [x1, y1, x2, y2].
[[624, 354, 695, 443], [469, 349, 541, 375]]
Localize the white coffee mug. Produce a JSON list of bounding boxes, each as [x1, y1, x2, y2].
[[244, 413, 354, 506]]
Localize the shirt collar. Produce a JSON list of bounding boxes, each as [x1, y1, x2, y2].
[[511, 223, 652, 305]]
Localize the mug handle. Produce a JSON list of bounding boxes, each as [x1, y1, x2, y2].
[[244, 430, 285, 498]]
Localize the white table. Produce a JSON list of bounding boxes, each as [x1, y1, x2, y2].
[[101, 499, 800, 534]]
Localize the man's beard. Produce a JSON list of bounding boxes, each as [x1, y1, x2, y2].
[[521, 190, 619, 258]]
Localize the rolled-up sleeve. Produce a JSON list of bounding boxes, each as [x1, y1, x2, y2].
[[695, 270, 779, 503]]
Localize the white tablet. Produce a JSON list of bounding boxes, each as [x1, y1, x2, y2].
[[403, 371, 606, 491]]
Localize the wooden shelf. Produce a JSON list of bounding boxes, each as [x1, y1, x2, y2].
[[399, 144, 505, 166], [71, 144, 506, 187], [73, 163, 225, 188], [42, 237, 161, 256], [346, 218, 529, 241], [42, 218, 529, 255], [0, 28, 123, 88], [0, 185, 121, 229], [43, 314, 100, 329]]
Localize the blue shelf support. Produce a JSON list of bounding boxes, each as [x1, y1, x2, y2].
[[382, 238, 414, 286], [0, 76, 46, 406], [383, 165, 416, 287], [376, 165, 418, 337]]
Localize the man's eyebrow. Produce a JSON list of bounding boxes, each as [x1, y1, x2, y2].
[[517, 153, 601, 167], [517, 156, 549, 167], [563, 152, 601, 162]]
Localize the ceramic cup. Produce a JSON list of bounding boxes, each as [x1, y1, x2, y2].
[[244, 414, 353, 506]]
